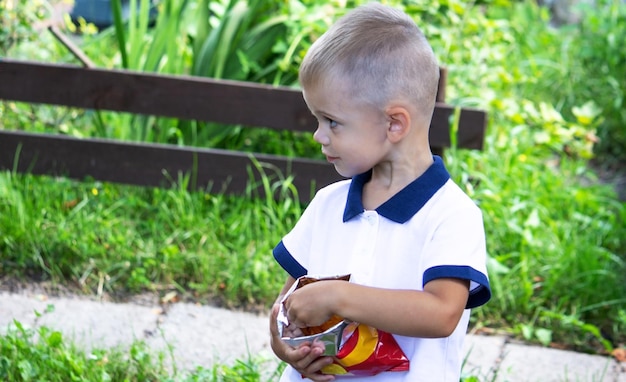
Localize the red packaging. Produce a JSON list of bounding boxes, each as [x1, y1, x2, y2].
[[321, 323, 409, 376], [279, 275, 410, 377]]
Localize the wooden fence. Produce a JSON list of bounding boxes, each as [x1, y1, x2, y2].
[[0, 58, 487, 202]]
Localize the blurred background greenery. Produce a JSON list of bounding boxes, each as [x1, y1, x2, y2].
[[1, 0, 625, 358]]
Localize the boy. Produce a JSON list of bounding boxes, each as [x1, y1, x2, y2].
[[269, 3, 490, 381]]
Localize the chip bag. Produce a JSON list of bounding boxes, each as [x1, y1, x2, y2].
[[278, 275, 410, 377]]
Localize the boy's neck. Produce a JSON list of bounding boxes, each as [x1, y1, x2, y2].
[[362, 151, 434, 210]]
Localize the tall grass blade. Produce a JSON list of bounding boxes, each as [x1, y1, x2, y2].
[[111, 0, 128, 68]]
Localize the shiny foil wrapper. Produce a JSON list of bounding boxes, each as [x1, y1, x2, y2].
[[277, 275, 352, 356], [277, 274, 410, 376]]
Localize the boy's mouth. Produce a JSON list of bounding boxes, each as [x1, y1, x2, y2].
[[322, 150, 339, 162]]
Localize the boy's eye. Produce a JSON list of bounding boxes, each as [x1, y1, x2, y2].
[[327, 118, 338, 128]]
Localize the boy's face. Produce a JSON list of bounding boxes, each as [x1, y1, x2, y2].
[[303, 79, 391, 178]]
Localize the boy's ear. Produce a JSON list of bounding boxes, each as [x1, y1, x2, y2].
[[386, 106, 411, 143]]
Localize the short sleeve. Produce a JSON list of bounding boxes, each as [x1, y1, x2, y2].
[[421, 204, 491, 308]]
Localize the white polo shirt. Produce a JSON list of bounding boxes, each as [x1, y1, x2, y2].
[[273, 156, 491, 381]]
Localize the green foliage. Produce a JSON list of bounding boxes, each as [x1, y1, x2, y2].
[[1, 0, 625, 356], [542, 311, 614, 353], [572, 0, 626, 162], [0, 160, 300, 306], [0, 320, 280, 381], [177, 353, 284, 382], [480, 0, 626, 163], [89, 0, 336, 151], [0, 0, 48, 54], [0, 320, 170, 381], [448, 139, 626, 351], [190, 0, 283, 81]]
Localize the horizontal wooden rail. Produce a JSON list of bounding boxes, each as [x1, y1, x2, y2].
[[0, 59, 487, 201], [0, 130, 342, 200], [0, 60, 486, 149]]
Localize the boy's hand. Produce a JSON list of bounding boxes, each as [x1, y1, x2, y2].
[[282, 280, 338, 328], [269, 304, 336, 381]]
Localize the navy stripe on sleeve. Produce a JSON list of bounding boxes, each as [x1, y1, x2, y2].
[[423, 265, 491, 309], [272, 241, 307, 279]]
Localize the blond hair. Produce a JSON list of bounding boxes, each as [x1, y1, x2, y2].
[[299, 2, 439, 122]]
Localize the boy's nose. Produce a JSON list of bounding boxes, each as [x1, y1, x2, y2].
[[313, 126, 330, 146]]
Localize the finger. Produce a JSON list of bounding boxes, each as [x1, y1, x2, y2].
[[293, 344, 328, 370], [301, 372, 335, 382], [282, 324, 304, 338], [299, 356, 336, 382], [284, 342, 309, 359], [287, 308, 310, 329], [291, 326, 304, 337], [283, 297, 300, 323], [285, 305, 295, 323], [269, 304, 280, 337]]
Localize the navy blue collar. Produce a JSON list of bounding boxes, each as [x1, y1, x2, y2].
[[343, 156, 450, 223]]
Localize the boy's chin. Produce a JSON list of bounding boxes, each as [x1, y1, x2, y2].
[[334, 165, 361, 178]]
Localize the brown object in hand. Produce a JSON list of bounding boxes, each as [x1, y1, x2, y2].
[[289, 275, 350, 336]]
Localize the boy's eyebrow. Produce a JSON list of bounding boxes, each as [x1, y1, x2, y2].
[[311, 107, 340, 121]]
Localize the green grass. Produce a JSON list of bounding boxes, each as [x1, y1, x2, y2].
[[0, 319, 284, 381], [0, 160, 301, 309], [448, 146, 626, 352]]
